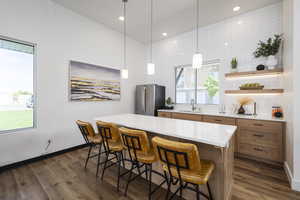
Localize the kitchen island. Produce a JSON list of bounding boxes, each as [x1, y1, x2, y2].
[[94, 114, 237, 200]]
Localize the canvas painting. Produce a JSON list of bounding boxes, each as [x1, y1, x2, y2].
[[69, 61, 121, 101]]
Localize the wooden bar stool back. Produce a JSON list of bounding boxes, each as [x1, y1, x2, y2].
[[119, 127, 167, 199], [75, 120, 103, 176], [152, 136, 215, 200], [96, 121, 124, 191]]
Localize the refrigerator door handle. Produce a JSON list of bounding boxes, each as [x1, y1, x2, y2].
[[144, 87, 147, 113]]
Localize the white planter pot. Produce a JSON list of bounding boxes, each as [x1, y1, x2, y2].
[[266, 55, 278, 70], [231, 68, 238, 73]]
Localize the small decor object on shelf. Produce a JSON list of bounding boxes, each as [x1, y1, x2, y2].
[[165, 97, 174, 110], [272, 106, 283, 118], [253, 34, 282, 70], [237, 97, 253, 115], [239, 83, 264, 90], [231, 57, 238, 72], [256, 64, 266, 71]]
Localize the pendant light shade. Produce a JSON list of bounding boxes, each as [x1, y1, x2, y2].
[[192, 52, 203, 69], [192, 0, 203, 69], [121, 69, 129, 79], [122, 0, 128, 79], [147, 0, 155, 75], [147, 63, 155, 75]]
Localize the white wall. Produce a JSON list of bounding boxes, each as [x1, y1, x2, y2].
[[145, 3, 283, 115], [0, 0, 146, 166], [282, 0, 294, 184], [292, 0, 300, 190]]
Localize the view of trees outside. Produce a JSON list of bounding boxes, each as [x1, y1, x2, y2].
[[0, 47, 34, 131], [176, 66, 220, 104]]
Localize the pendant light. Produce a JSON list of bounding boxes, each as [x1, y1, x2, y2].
[[147, 0, 155, 75], [121, 0, 129, 79], [192, 0, 203, 69]]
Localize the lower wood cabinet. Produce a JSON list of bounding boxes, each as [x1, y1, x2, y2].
[[172, 113, 202, 121], [158, 112, 172, 118], [236, 119, 284, 164], [157, 111, 285, 166], [202, 115, 236, 125], [238, 143, 282, 162]]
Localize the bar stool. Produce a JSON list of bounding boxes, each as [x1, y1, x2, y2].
[[152, 137, 215, 200], [119, 127, 168, 200], [75, 120, 103, 177], [96, 121, 125, 192]]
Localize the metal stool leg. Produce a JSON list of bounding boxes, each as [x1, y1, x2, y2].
[[84, 145, 92, 169], [207, 182, 213, 200], [179, 180, 183, 199], [148, 164, 152, 200], [96, 143, 103, 177], [165, 177, 171, 200], [196, 185, 200, 200], [117, 152, 122, 192], [124, 163, 134, 196], [101, 151, 109, 180]]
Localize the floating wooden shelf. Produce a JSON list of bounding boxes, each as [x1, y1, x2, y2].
[[225, 68, 283, 78], [225, 89, 284, 94]]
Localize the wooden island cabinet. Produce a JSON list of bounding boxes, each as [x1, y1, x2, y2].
[[158, 111, 285, 166]]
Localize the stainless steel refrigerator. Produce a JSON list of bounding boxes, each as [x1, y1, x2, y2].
[[135, 84, 165, 116]]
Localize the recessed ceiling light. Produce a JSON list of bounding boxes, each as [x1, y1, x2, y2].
[[224, 42, 229, 46], [233, 6, 240, 12], [237, 20, 243, 25], [118, 16, 125, 21], [162, 33, 168, 37]]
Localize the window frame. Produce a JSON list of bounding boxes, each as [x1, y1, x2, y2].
[[174, 60, 220, 105], [0, 35, 37, 134]]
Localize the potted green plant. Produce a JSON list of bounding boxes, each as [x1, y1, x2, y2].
[[231, 58, 238, 72], [253, 34, 282, 69], [165, 97, 174, 109]]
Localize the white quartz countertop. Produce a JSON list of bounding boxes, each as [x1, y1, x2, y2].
[[158, 109, 285, 122], [94, 114, 237, 148]]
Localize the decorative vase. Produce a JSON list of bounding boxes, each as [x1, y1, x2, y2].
[[238, 105, 245, 114], [266, 55, 278, 70]]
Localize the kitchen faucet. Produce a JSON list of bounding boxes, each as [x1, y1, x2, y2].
[[191, 99, 196, 111]]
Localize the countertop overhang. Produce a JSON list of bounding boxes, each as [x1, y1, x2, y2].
[[94, 113, 237, 148]]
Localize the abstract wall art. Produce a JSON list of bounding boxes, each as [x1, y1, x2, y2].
[[69, 61, 121, 101]]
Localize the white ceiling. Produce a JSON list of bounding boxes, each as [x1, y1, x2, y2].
[[52, 0, 282, 44]]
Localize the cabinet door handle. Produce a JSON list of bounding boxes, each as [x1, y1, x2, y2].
[[253, 134, 264, 137], [253, 123, 263, 127], [253, 148, 263, 152]]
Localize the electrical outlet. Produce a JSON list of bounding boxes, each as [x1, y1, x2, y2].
[[45, 139, 52, 151]]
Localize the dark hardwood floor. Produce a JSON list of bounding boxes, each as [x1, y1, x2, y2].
[[1, 147, 299, 200]]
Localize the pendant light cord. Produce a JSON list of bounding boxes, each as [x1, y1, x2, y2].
[[196, 0, 199, 52], [123, 0, 127, 69], [150, 0, 153, 63]]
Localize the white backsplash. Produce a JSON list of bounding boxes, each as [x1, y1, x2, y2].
[[145, 3, 284, 117]]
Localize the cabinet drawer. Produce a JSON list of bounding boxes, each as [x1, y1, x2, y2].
[[172, 113, 202, 121], [238, 143, 281, 162], [238, 129, 281, 148], [158, 112, 172, 118], [202, 116, 236, 125], [237, 119, 283, 133]]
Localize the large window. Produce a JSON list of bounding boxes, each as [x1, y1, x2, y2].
[[175, 60, 220, 105], [0, 37, 35, 132]]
